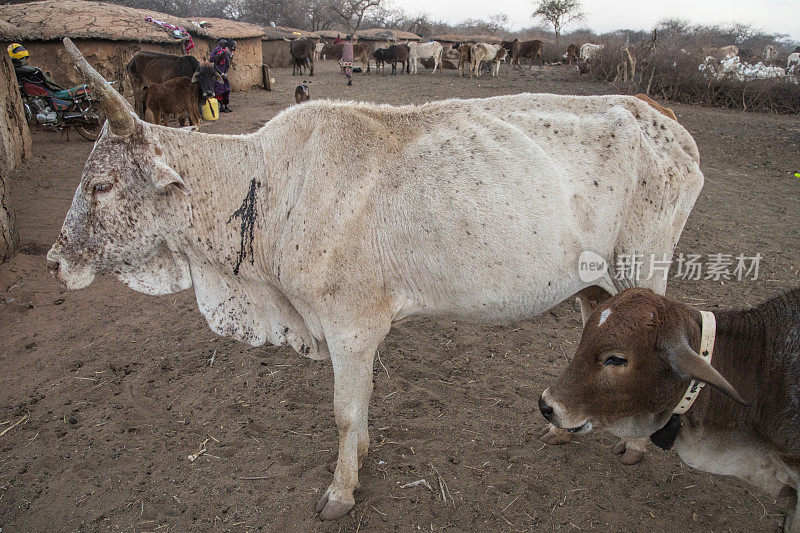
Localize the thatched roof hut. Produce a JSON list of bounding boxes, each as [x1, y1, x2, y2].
[[356, 28, 421, 42], [0, 19, 23, 42], [315, 28, 421, 48], [0, 0, 265, 93], [260, 26, 320, 68], [355, 28, 420, 50], [316, 29, 346, 42]]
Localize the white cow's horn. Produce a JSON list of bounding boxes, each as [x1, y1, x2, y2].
[[62, 37, 135, 135]]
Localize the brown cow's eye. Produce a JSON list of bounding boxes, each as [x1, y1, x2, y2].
[[604, 355, 628, 366], [93, 183, 112, 194]]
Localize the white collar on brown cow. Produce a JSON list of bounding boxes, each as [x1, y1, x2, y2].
[[650, 311, 717, 450]]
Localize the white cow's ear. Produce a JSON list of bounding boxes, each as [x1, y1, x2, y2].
[[148, 158, 186, 191]]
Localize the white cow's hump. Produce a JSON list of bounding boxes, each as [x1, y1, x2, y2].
[[266, 93, 696, 148]]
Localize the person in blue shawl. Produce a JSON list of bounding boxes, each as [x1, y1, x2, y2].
[[210, 38, 235, 112]]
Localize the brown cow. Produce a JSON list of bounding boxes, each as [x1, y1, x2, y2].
[[566, 43, 578, 65], [384, 44, 410, 75], [288, 38, 316, 76], [321, 42, 371, 73], [457, 43, 473, 77], [502, 39, 544, 69], [143, 77, 202, 129], [540, 287, 800, 532], [141, 63, 217, 130], [634, 94, 678, 122], [126, 51, 201, 118]]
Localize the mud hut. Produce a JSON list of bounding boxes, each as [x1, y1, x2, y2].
[[0, 0, 264, 94], [433, 34, 503, 58], [186, 17, 264, 91], [316, 29, 347, 45], [260, 26, 319, 68], [355, 28, 421, 51], [0, 50, 31, 262]]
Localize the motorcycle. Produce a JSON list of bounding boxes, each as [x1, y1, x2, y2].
[[15, 65, 108, 141]]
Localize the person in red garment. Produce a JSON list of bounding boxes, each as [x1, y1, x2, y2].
[[340, 35, 354, 86]]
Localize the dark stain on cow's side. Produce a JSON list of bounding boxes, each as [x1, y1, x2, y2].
[[228, 179, 261, 275]]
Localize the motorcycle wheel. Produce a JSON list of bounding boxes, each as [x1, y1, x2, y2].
[[75, 104, 106, 141], [23, 101, 35, 125]]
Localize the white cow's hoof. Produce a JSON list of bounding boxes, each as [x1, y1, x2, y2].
[[539, 424, 572, 445], [612, 438, 645, 465], [316, 487, 355, 520]]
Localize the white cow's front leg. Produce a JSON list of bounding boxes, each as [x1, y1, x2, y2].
[[316, 333, 378, 520]]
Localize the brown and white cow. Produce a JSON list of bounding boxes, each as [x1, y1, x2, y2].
[[471, 43, 507, 77], [408, 41, 444, 74], [540, 287, 800, 532], [457, 43, 473, 77]]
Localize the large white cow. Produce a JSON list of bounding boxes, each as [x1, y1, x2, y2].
[[471, 43, 507, 77], [580, 42, 605, 61], [49, 38, 704, 521], [408, 40, 444, 74]]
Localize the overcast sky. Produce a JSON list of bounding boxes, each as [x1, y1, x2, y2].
[[396, 0, 800, 41]]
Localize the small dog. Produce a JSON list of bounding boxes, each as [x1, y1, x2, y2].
[[294, 84, 310, 104]]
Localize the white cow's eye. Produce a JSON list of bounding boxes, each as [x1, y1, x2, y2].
[[92, 183, 113, 194]]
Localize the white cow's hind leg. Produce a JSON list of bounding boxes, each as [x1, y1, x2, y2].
[[316, 326, 385, 520]]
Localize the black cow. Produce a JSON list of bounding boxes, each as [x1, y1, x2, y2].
[[384, 44, 410, 75], [289, 38, 315, 76], [126, 51, 202, 118], [372, 48, 389, 74], [501, 39, 544, 69]]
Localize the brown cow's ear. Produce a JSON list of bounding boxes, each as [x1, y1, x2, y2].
[[661, 333, 748, 406]]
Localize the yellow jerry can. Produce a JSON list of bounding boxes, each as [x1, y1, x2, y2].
[[201, 97, 219, 121]]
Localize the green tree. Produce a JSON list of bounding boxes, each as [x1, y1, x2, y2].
[[532, 0, 584, 42]]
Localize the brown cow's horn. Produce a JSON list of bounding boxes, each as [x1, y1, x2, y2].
[[62, 37, 135, 135]]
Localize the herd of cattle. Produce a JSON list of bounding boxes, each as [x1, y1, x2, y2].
[[697, 44, 800, 82], [46, 36, 800, 530], [118, 37, 798, 131], [287, 37, 603, 78]]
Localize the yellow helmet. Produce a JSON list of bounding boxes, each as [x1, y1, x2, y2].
[[7, 43, 29, 60]]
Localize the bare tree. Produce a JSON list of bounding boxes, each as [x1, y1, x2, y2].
[[328, 0, 382, 33], [487, 13, 510, 36], [532, 0, 584, 43]]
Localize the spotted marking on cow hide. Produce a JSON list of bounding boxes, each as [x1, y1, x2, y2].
[[598, 308, 612, 327], [228, 178, 261, 275]]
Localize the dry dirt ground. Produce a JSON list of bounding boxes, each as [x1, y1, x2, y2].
[[1, 60, 799, 532]]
